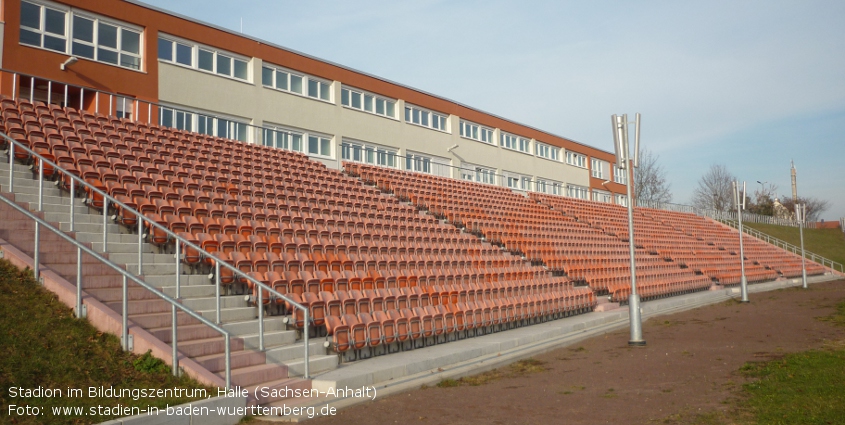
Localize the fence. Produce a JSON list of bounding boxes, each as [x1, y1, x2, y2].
[[636, 199, 812, 228], [719, 219, 843, 273]]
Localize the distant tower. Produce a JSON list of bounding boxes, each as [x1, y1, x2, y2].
[[791, 160, 797, 201]]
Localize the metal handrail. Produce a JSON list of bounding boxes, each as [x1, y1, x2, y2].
[[0, 129, 311, 377], [0, 186, 233, 390], [718, 219, 844, 273], [637, 199, 809, 228]]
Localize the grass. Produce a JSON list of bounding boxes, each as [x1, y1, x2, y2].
[[436, 358, 546, 388], [739, 349, 845, 424], [743, 222, 845, 267], [0, 259, 212, 425], [732, 300, 845, 424]]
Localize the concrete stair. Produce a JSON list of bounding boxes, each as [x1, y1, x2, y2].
[[0, 156, 337, 406]]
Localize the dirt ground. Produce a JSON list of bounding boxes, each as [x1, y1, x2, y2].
[[267, 279, 845, 425]]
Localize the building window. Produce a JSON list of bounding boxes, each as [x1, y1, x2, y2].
[[341, 86, 396, 119], [21, 1, 142, 70], [460, 120, 494, 144], [404, 105, 448, 132], [567, 184, 589, 200], [538, 179, 564, 195], [159, 105, 247, 142], [405, 153, 432, 174], [536, 142, 559, 161], [592, 190, 612, 203], [501, 133, 530, 153], [263, 124, 332, 158], [566, 151, 587, 168], [504, 172, 531, 190], [308, 134, 332, 157], [613, 165, 628, 185], [262, 127, 304, 152], [262, 64, 331, 102], [159, 107, 194, 132], [159, 34, 248, 81], [158, 37, 192, 66], [115, 96, 134, 120], [341, 140, 397, 167], [461, 165, 496, 184], [616, 194, 628, 206], [591, 158, 609, 179]]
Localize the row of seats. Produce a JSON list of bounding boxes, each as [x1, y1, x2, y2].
[[1, 96, 599, 360]]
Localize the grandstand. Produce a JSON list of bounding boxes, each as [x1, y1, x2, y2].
[[0, 0, 838, 421]]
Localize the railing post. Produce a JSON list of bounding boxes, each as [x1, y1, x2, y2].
[[122, 275, 129, 350], [102, 198, 108, 252], [258, 286, 264, 351], [138, 218, 143, 274], [69, 178, 75, 232], [172, 304, 179, 376], [215, 262, 221, 324], [33, 222, 40, 281], [8, 143, 14, 193], [75, 246, 83, 318], [304, 308, 310, 379], [224, 335, 231, 390], [175, 240, 181, 298], [38, 160, 43, 210]]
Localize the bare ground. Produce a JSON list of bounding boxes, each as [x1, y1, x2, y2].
[[261, 279, 845, 425]]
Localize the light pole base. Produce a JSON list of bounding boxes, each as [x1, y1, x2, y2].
[[628, 293, 645, 346], [740, 300, 750, 303]]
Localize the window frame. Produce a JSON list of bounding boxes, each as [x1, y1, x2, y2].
[[261, 63, 333, 104], [340, 85, 397, 120], [590, 158, 609, 179], [613, 165, 629, 185], [500, 132, 531, 154], [20, 0, 144, 71], [157, 33, 250, 82], [263, 123, 334, 159], [566, 184, 590, 200], [592, 189, 612, 203], [536, 178, 563, 195], [159, 104, 249, 142], [341, 139, 396, 167], [566, 151, 587, 168], [404, 104, 449, 132], [535, 142, 560, 161], [459, 120, 494, 144]]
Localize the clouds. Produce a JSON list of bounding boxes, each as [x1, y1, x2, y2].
[[141, 0, 845, 219]]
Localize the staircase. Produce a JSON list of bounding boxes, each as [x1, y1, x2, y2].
[[0, 155, 338, 405]]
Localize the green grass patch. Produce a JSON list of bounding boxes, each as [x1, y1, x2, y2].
[[739, 349, 845, 424], [734, 301, 845, 424], [743, 222, 845, 267], [0, 259, 212, 425]]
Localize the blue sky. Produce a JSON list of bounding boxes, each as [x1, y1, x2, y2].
[[141, 0, 845, 221]]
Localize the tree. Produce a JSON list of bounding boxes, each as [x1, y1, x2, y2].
[[691, 164, 735, 212], [634, 147, 672, 204], [780, 196, 830, 222], [747, 182, 779, 216]]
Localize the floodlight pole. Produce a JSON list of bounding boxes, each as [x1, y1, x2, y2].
[[611, 113, 645, 346], [796, 203, 807, 289], [733, 181, 749, 303]]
